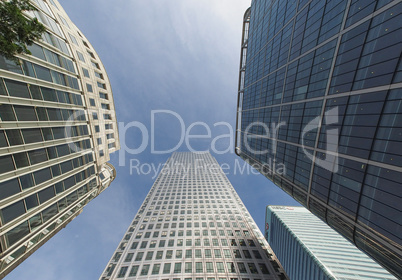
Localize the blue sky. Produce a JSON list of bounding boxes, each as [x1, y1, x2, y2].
[[6, 1, 300, 279]]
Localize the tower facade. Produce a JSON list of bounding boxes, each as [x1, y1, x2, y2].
[[265, 206, 396, 280], [100, 152, 287, 280], [235, 1, 402, 277], [0, 0, 120, 277]]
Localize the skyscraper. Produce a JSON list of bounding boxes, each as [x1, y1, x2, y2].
[[265, 206, 397, 280], [235, 0, 401, 277], [100, 152, 287, 280], [0, 0, 120, 277]]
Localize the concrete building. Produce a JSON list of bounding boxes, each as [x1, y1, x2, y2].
[[0, 0, 120, 277], [100, 152, 287, 280]]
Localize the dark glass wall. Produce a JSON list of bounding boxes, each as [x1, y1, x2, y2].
[[236, 0, 402, 277]]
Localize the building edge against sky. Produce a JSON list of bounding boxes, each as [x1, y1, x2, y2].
[[0, 0, 120, 277], [235, 0, 402, 278], [100, 152, 288, 280], [265, 206, 397, 280]]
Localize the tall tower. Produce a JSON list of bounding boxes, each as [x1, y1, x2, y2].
[[0, 0, 120, 277], [100, 152, 287, 280], [235, 0, 402, 277], [265, 206, 397, 280]]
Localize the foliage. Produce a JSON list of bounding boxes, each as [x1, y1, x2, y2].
[[0, 0, 46, 64]]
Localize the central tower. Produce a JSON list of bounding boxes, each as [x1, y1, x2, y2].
[[100, 152, 287, 280]]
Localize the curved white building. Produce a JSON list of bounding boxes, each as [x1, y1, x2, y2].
[[0, 0, 120, 277]]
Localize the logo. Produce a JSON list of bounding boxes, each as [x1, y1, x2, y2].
[[302, 107, 339, 173]]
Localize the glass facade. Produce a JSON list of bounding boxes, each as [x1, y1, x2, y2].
[[235, 0, 402, 278], [100, 152, 287, 280], [0, 0, 120, 277], [265, 206, 396, 280]]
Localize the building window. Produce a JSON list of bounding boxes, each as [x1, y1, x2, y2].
[[99, 92, 108, 99], [76, 51, 85, 62], [117, 266, 128, 278], [134, 252, 143, 261], [196, 262, 203, 273], [253, 250, 262, 259], [166, 250, 173, 259], [145, 251, 153, 260], [163, 263, 171, 274], [124, 253, 133, 262], [82, 67, 90, 77], [87, 50, 95, 58], [96, 81, 105, 88], [237, 262, 247, 273], [173, 263, 181, 273], [258, 263, 269, 274], [91, 61, 100, 69], [140, 264, 150, 276], [95, 71, 104, 79], [0, 200, 26, 224], [247, 263, 257, 274], [152, 264, 160, 275], [184, 262, 192, 273], [206, 262, 214, 273], [128, 265, 139, 277], [130, 242, 138, 249], [185, 249, 192, 258], [156, 251, 163, 259], [216, 262, 225, 273]]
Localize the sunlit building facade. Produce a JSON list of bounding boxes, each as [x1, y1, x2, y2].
[[235, 0, 402, 277], [100, 152, 287, 280], [265, 206, 396, 280], [0, 0, 120, 277]]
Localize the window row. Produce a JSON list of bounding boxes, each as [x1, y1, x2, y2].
[[0, 125, 89, 148], [0, 78, 83, 106], [139, 216, 245, 225], [138, 224, 250, 234], [119, 247, 263, 262], [147, 204, 237, 210], [0, 138, 92, 176], [116, 261, 270, 278], [152, 197, 236, 204], [41, 31, 69, 55], [137, 225, 249, 235], [0, 56, 79, 90], [3, 179, 95, 248], [141, 204, 238, 212], [27, 43, 75, 73], [0, 151, 94, 201], [143, 213, 242, 221], [129, 237, 257, 248], [0, 104, 86, 123], [0, 164, 96, 225]]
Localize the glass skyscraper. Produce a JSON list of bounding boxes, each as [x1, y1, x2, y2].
[[100, 152, 287, 280], [235, 0, 401, 277], [265, 206, 397, 280], [0, 0, 120, 277]]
